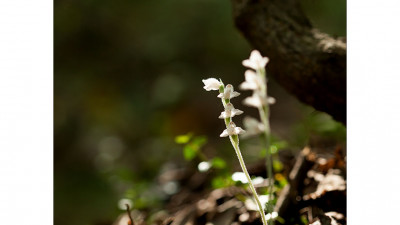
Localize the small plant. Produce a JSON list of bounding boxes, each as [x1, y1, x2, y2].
[[175, 133, 228, 174], [202, 50, 276, 225]]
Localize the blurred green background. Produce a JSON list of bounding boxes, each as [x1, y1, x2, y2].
[[54, 0, 346, 224]]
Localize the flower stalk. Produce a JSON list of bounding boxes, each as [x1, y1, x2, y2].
[[202, 78, 268, 225], [240, 50, 275, 218], [229, 136, 268, 225], [258, 90, 274, 214], [202, 49, 277, 224]]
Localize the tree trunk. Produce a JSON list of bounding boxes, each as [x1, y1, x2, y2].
[[231, 0, 346, 124]]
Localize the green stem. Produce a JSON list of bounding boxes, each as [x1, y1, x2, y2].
[[229, 135, 268, 225], [258, 105, 274, 214], [257, 68, 275, 220]]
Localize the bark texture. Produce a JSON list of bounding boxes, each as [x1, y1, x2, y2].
[[231, 0, 346, 124]]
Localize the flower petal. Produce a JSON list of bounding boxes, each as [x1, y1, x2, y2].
[[220, 129, 229, 137], [232, 109, 244, 116], [234, 127, 246, 135], [243, 93, 267, 108], [241, 116, 265, 138], [243, 96, 262, 108], [218, 112, 228, 119], [240, 70, 260, 90], [220, 84, 241, 99], [242, 59, 258, 70], [225, 103, 234, 111], [230, 91, 240, 99], [250, 50, 262, 62], [239, 82, 255, 90]]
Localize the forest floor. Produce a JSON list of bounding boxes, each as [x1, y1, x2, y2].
[[114, 146, 346, 225]]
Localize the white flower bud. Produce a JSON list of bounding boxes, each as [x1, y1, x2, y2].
[[202, 78, 222, 91]]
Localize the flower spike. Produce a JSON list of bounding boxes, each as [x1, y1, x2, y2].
[[202, 76, 268, 225]]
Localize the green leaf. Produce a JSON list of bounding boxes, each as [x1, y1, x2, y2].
[[175, 133, 193, 144], [211, 174, 234, 189], [183, 145, 197, 161], [270, 139, 288, 151], [300, 215, 309, 225], [181, 135, 207, 161], [191, 136, 207, 147], [211, 157, 226, 169], [273, 160, 283, 172], [212, 176, 225, 189]]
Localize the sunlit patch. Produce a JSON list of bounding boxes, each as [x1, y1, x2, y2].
[[244, 194, 270, 210], [162, 181, 179, 195], [232, 172, 248, 183], [118, 198, 133, 210], [251, 176, 265, 185], [198, 161, 211, 172], [114, 213, 131, 225], [239, 212, 250, 222], [266, 212, 278, 220], [274, 173, 285, 181]]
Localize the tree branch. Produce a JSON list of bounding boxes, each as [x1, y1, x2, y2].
[[231, 0, 346, 124]]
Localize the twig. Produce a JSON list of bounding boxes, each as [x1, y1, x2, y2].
[[125, 204, 135, 225]]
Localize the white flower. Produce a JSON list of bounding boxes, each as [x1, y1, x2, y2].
[[241, 116, 265, 137], [202, 78, 221, 91], [243, 92, 275, 108], [219, 103, 244, 119], [220, 122, 246, 137], [239, 70, 264, 91], [243, 92, 267, 108], [217, 84, 240, 99], [242, 50, 269, 71]]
